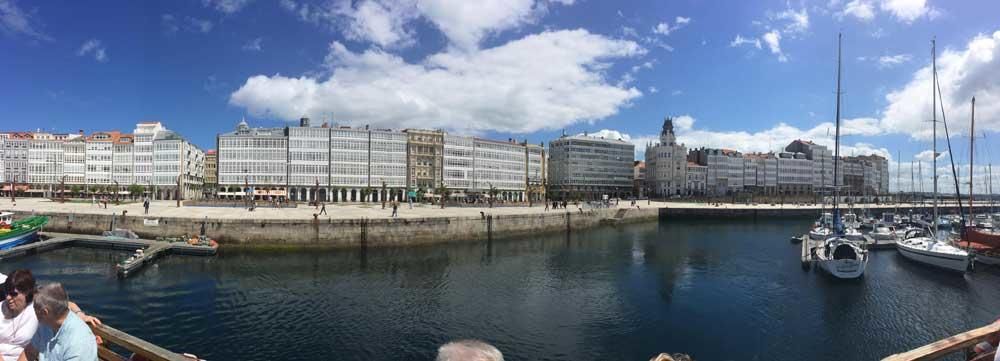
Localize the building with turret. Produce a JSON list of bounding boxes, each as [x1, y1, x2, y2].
[[645, 117, 688, 197]]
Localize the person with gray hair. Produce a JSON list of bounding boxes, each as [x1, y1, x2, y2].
[[436, 340, 503, 361], [17, 283, 97, 361]]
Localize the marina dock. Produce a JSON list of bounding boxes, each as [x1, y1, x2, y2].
[[0, 232, 217, 278]]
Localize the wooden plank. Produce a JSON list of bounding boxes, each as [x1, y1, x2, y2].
[[91, 324, 189, 361], [882, 320, 1000, 361], [98, 345, 126, 361]]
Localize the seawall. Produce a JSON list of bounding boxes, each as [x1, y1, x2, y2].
[[660, 204, 994, 218], [31, 207, 661, 248]]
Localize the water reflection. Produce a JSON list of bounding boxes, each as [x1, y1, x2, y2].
[[1, 219, 998, 361]]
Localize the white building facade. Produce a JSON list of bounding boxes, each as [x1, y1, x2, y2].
[[645, 117, 688, 197]]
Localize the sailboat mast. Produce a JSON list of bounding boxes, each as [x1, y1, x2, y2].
[[833, 33, 843, 230], [911, 159, 915, 203], [969, 97, 975, 221], [932, 39, 939, 233], [896, 149, 903, 204]]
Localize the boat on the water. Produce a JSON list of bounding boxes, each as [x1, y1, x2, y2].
[[0, 212, 49, 250], [895, 40, 971, 274], [816, 236, 868, 278], [897, 234, 971, 272], [813, 34, 868, 279]]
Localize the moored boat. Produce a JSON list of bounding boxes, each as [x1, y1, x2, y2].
[[816, 236, 869, 278], [897, 235, 970, 272], [0, 212, 49, 250]]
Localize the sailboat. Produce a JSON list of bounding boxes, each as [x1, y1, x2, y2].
[[954, 98, 1000, 265], [814, 34, 868, 279], [897, 39, 971, 272]]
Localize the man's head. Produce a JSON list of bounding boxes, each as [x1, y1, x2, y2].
[[436, 340, 503, 361], [4, 269, 36, 314], [33, 283, 70, 327]]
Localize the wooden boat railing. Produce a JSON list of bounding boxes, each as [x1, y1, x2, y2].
[[882, 320, 1000, 361], [89, 323, 192, 361]]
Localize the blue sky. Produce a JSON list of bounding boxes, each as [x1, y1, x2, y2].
[[2, 0, 999, 192]]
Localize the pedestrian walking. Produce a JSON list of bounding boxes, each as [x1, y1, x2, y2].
[[391, 201, 399, 218], [544, 201, 549, 211], [319, 202, 327, 215], [407, 195, 413, 209], [143, 198, 150, 215]]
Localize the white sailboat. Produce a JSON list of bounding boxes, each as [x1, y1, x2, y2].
[[815, 34, 868, 279], [896, 39, 971, 273], [809, 212, 833, 240]]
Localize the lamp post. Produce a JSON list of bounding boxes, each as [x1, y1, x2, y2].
[[381, 180, 387, 209], [176, 175, 181, 207], [243, 169, 250, 208], [60, 175, 67, 203], [114, 180, 120, 205]]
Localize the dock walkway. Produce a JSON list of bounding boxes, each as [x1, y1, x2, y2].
[[0, 232, 216, 278]]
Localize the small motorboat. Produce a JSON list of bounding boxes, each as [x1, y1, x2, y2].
[[809, 226, 832, 241]]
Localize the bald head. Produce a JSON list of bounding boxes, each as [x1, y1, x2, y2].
[[436, 340, 503, 361]]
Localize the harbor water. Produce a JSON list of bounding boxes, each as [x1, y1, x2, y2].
[[4, 218, 999, 360]]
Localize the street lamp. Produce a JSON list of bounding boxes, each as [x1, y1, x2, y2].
[[243, 168, 250, 208], [381, 179, 387, 209]]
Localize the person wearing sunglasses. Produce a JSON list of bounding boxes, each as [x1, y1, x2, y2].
[[1, 270, 102, 361]]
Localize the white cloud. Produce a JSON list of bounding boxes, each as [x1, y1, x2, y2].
[[243, 37, 262, 51], [651, 16, 691, 36], [648, 86, 658, 94], [880, 0, 930, 23], [161, 14, 179, 34], [671, 89, 682, 96], [653, 22, 670, 35], [345, 0, 419, 48], [673, 115, 694, 131], [730, 34, 761, 49], [230, 29, 645, 134], [186, 16, 213, 33], [880, 30, 1000, 140], [621, 26, 638, 38], [841, 0, 875, 21], [0, 0, 52, 41], [419, 0, 567, 51], [838, 0, 936, 24], [877, 53, 911, 68], [161, 14, 213, 34], [202, 0, 251, 14], [762, 30, 787, 62], [914, 149, 947, 162], [280, 0, 571, 51], [77, 39, 107, 62], [771, 6, 809, 35]]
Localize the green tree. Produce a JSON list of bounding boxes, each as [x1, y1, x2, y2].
[[361, 188, 372, 203], [70, 185, 82, 197], [128, 184, 144, 200], [435, 184, 450, 209]]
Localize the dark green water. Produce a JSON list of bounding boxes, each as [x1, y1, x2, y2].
[[4, 218, 999, 360]]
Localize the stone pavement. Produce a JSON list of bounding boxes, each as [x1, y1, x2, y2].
[[0, 197, 974, 221]]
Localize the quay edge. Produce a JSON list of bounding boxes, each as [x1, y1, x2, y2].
[[18, 207, 661, 248]]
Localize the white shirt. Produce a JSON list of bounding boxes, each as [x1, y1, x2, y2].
[[0, 301, 39, 361]]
